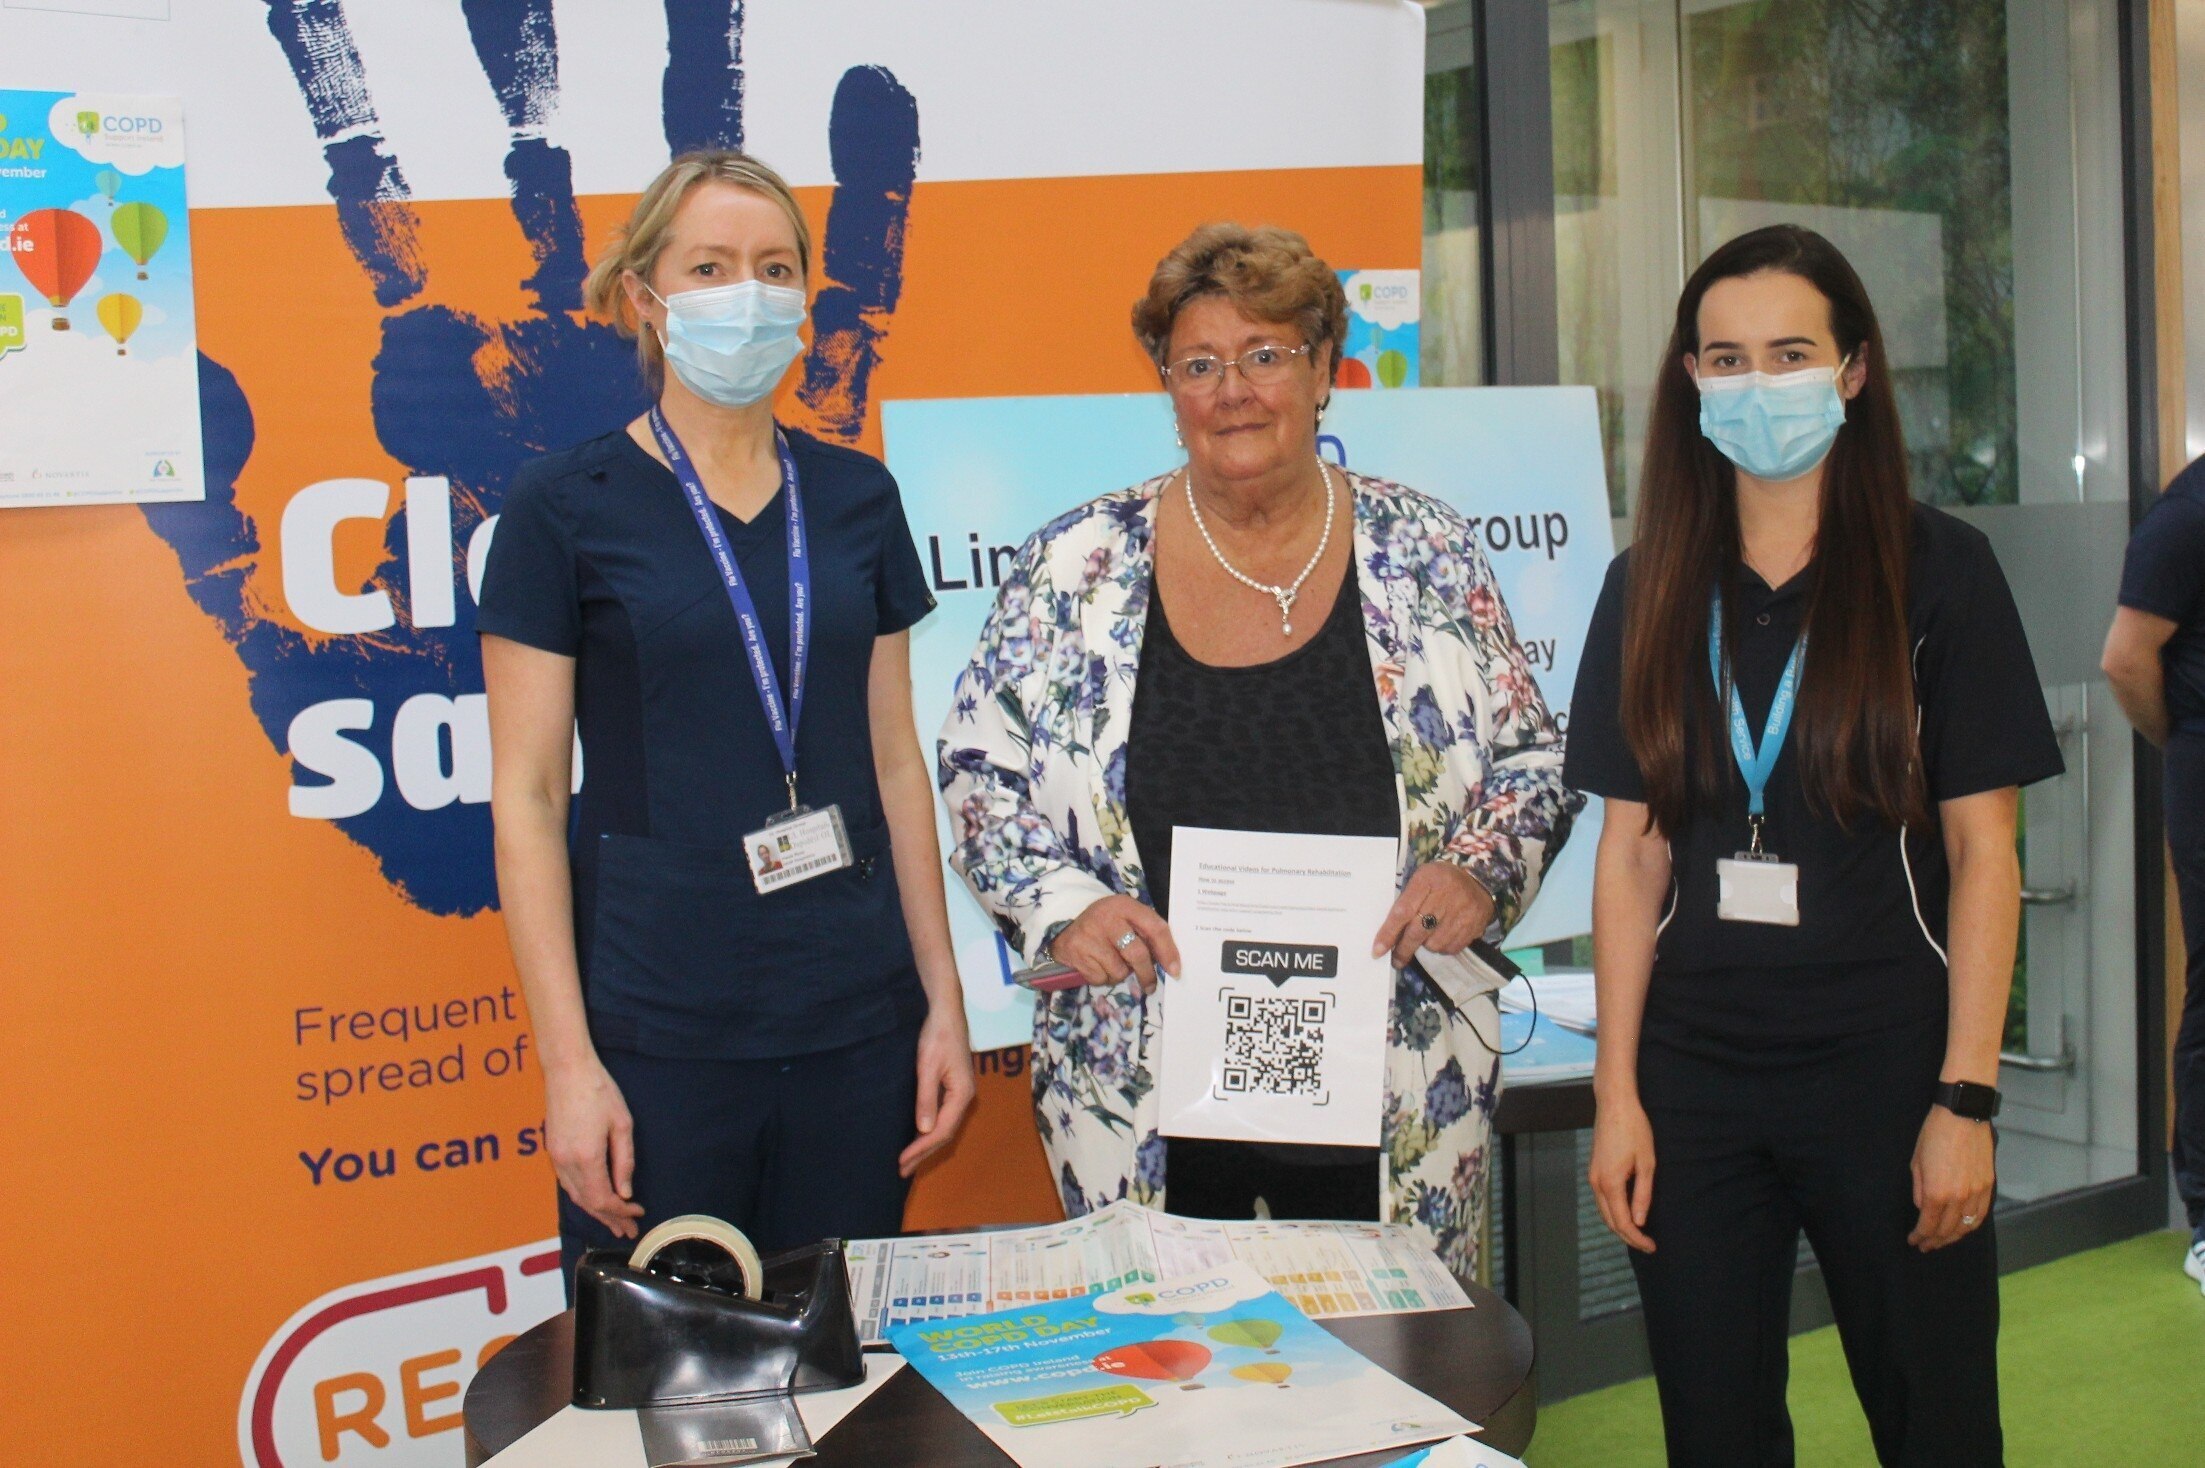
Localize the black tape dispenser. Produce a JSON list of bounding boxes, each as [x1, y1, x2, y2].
[[572, 1216, 865, 1465]]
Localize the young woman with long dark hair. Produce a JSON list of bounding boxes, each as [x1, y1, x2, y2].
[[1566, 225, 2061, 1465]]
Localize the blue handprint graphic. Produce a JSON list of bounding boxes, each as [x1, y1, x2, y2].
[[141, 0, 920, 915]]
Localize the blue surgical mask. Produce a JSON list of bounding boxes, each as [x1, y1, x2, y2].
[[648, 279, 808, 407], [1696, 358, 1851, 481]]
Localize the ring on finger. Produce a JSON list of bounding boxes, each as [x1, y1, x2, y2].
[[1960, 1213, 1978, 1227], [1115, 931, 1139, 952], [1420, 913, 1440, 932]]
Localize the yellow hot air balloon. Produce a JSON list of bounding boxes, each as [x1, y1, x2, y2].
[[1230, 1361, 1293, 1387], [110, 201, 168, 280], [97, 293, 142, 355]]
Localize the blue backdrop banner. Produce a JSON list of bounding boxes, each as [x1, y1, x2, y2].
[[885, 386, 1613, 1052]]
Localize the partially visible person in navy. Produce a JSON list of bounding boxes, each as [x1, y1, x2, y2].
[[2102, 458, 2205, 1295], [478, 151, 973, 1282]]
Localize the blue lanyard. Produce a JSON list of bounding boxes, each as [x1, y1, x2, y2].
[[651, 406, 809, 808], [1708, 590, 1804, 838]]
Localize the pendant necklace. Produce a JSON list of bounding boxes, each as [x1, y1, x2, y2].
[[1183, 460, 1337, 636]]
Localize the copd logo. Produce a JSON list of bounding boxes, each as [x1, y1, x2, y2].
[[238, 1239, 564, 1467]]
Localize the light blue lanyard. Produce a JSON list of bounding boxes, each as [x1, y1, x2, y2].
[[1709, 590, 1805, 849]]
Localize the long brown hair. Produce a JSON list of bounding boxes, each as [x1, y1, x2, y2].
[[1621, 225, 1924, 834]]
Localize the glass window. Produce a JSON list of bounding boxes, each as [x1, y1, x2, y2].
[[1425, 1, 1486, 387], [1550, 0, 2140, 1214]]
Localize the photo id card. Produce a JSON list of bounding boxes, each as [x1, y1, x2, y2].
[[743, 803, 852, 894], [1716, 852, 1800, 926]]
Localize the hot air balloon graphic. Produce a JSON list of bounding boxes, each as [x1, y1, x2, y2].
[[1229, 1361, 1294, 1388], [94, 168, 122, 206], [1094, 1339, 1211, 1391], [8, 208, 101, 329], [1206, 1317, 1285, 1354], [110, 201, 167, 281], [96, 293, 141, 355]]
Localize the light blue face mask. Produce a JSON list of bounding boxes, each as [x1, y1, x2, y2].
[[1695, 357, 1852, 481], [649, 279, 808, 408]]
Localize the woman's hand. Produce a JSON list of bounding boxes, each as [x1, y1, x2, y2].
[[1588, 1092, 1658, 1253], [545, 1057, 646, 1240], [899, 1004, 978, 1178], [1050, 895, 1182, 993], [1909, 1106, 1995, 1251], [1372, 861, 1496, 968]]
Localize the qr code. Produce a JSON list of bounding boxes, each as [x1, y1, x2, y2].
[[1219, 993, 1330, 1097]]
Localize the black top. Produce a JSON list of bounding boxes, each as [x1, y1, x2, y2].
[[1128, 569, 1399, 1166], [2119, 460, 2205, 735], [476, 426, 936, 1060], [1126, 569, 1400, 916], [1565, 503, 2064, 1041]]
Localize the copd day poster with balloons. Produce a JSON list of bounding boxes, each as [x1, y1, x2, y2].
[[0, 89, 202, 507], [889, 1262, 1470, 1468]]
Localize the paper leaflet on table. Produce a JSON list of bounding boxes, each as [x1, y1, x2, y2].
[[1496, 1001, 1599, 1081], [1157, 827, 1400, 1147], [1384, 1436, 1529, 1468], [888, 1260, 1473, 1468], [846, 1201, 1468, 1346], [1496, 970, 1598, 1034]]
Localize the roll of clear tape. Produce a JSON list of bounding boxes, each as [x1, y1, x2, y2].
[[628, 1213, 765, 1301]]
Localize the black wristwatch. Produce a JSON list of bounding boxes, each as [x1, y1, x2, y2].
[[1934, 1080, 2002, 1121]]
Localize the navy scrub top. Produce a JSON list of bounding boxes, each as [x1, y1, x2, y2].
[[2119, 457, 2205, 734], [477, 425, 938, 1060], [1565, 503, 2064, 1043]]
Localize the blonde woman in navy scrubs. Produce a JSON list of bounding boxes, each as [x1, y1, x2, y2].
[[479, 152, 974, 1282]]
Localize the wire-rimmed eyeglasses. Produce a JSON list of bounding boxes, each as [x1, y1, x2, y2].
[[1159, 341, 1313, 393]]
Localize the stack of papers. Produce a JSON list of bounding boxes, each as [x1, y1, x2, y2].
[[1385, 1438, 1527, 1467], [889, 1261, 1473, 1468], [846, 1201, 1470, 1345], [1496, 970, 1598, 1033]]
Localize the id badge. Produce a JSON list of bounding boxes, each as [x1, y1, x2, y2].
[[743, 803, 852, 894], [1716, 851, 1800, 926]]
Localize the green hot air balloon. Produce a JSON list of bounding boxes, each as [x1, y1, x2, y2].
[[110, 201, 168, 280], [1206, 1317, 1285, 1354], [94, 168, 122, 205]]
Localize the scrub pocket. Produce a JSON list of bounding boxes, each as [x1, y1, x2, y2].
[[583, 819, 910, 1053]]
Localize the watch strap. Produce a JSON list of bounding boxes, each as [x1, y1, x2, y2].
[[1934, 1080, 2002, 1120]]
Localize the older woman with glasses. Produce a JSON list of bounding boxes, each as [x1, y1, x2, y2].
[[938, 223, 1579, 1270]]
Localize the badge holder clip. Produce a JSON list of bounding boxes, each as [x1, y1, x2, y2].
[[1716, 816, 1801, 927], [745, 776, 853, 895]]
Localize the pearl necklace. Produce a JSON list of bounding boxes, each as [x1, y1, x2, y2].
[[1183, 460, 1337, 636]]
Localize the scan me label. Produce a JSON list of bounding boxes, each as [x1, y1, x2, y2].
[[1220, 942, 1338, 986]]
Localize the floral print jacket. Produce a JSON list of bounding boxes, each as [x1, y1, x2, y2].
[[937, 469, 1581, 1272]]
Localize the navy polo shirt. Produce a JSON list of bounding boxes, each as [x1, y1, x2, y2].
[[2118, 459, 2205, 734], [477, 425, 936, 1060], [1565, 503, 2064, 1041]]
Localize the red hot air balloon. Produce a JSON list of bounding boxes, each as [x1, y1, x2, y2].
[[9, 208, 102, 331], [1093, 1339, 1212, 1391]]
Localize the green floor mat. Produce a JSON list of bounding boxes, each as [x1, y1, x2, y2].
[[1524, 1230, 2205, 1466]]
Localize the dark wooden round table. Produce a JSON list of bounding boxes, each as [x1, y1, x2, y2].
[[464, 1274, 1534, 1466]]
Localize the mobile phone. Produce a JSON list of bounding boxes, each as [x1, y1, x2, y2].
[[1011, 960, 1088, 992]]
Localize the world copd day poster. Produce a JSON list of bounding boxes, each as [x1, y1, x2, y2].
[[0, 89, 204, 508]]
